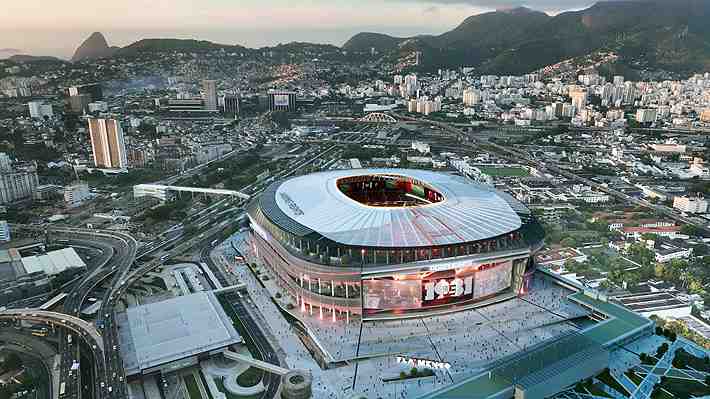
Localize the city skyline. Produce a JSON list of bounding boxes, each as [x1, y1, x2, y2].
[[1, 0, 599, 59]]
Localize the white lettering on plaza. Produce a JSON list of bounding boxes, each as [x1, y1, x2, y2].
[[396, 356, 451, 370], [424, 276, 473, 301]]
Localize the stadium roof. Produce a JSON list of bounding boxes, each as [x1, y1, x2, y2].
[[265, 169, 524, 248], [21, 248, 86, 276], [118, 291, 241, 376]]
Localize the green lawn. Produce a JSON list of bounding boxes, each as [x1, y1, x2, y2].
[[656, 377, 710, 399], [213, 377, 261, 399], [478, 166, 530, 177], [236, 367, 263, 388], [597, 369, 630, 396], [626, 370, 644, 386], [184, 374, 203, 399], [673, 348, 710, 373]]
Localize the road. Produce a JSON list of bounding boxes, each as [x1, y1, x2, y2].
[[220, 290, 282, 399]]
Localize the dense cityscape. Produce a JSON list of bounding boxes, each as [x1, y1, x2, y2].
[[2, 1, 710, 399]]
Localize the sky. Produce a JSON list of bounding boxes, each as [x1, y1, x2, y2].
[[1, 0, 600, 59]]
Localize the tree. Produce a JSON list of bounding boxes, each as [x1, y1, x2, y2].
[[681, 224, 700, 237], [560, 237, 577, 248]]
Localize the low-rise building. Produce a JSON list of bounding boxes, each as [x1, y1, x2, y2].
[[64, 183, 91, 208]]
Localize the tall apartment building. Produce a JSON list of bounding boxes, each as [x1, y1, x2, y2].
[[673, 196, 708, 214], [569, 86, 588, 113], [88, 118, 127, 169], [202, 80, 218, 111], [462, 88, 481, 106], [0, 166, 39, 205]]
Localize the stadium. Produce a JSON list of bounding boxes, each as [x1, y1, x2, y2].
[[247, 169, 545, 320]]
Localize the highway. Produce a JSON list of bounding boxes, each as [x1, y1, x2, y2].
[[9, 225, 138, 399], [2, 142, 340, 399]]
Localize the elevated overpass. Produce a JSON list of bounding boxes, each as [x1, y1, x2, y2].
[[0, 309, 104, 350], [133, 184, 251, 202], [224, 350, 290, 375]]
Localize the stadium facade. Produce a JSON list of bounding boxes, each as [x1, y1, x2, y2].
[[247, 169, 544, 320]]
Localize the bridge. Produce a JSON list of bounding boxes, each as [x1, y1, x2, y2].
[[133, 183, 251, 202], [358, 112, 397, 123], [223, 350, 290, 376]]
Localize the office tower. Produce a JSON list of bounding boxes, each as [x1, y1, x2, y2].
[[202, 80, 218, 111], [267, 90, 297, 112], [0, 221, 9, 242], [0, 166, 39, 205], [88, 118, 128, 169]]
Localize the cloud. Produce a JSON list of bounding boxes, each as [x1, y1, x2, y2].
[[424, 5, 441, 13]]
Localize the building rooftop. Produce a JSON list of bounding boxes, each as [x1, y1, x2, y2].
[[263, 168, 525, 248], [20, 247, 85, 276], [118, 291, 242, 376]]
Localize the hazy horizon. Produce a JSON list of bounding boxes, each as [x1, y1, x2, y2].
[[1, 0, 599, 59]]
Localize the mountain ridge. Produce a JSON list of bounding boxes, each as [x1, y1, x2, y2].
[[343, 0, 710, 75]]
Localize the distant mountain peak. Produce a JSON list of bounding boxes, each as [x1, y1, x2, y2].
[[497, 6, 543, 15], [71, 32, 117, 62]]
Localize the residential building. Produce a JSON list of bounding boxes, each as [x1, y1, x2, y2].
[[569, 86, 588, 113], [636, 108, 658, 123], [28, 101, 53, 119], [0, 166, 39, 205], [673, 196, 708, 214]]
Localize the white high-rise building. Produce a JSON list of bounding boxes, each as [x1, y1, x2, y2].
[[0, 166, 39, 205], [88, 118, 128, 169]]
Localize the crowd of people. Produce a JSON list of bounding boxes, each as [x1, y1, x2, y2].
[[218, 232, 590, 399]]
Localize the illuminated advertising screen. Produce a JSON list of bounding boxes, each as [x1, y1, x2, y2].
[[421, 271, 475, 307], [363, 279, 421, 311], [363, 260, 515, 313], [473, 261, 513, 299], [273, 94, 290, 107]]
